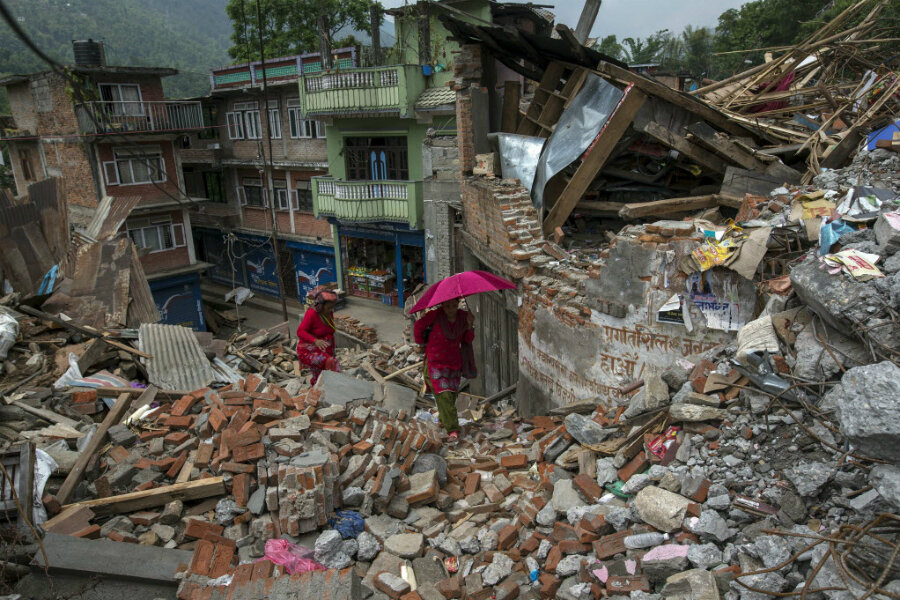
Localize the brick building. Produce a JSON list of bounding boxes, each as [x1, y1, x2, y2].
[[0, 41, 211, 329], [184, 51, 357, 304]]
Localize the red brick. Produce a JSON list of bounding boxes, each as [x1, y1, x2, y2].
[[129, 511, 160, 526], [165, 432, 191, 446], [497, 524, 519, 550], [559, 540, 590, 555], [437, 575, 461, 599], [464, 472, 481, 495], [185, 519, 225, 540], [481, 482, 504, 504], [551, 522, 578, 542], [221, 461, 256, 474], [165, 415, 194, 428], [544, 546, 562, 572], [208, 408, 227, 432], [573, 474, 604, 502], [166, 451, 188, 478], [352, 440, 374, 455], [539, 573, 561, 599], [71, 389, 98, 404], [196, 443, 214, 468], [72, 524, 101, 538], [232, 443, 265, 463], [500, 454, 528, 469], [233, 473, 251, 507], [251, 559, 274, 580], [189, 540, 215, 576], [107, 446, 130, 464], [616, 452, 648, 482], [690, 478, 712, 503], [593, 529, 633, 560], [42, 493, 61, 516], [208, 544, 235, 578]]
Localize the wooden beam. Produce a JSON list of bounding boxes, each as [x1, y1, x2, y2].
[[384, 361, 424, 381], [637, 120, 729, 174], [362, 361, 386, 385], [500, 81, 521, 134], [543, 86, 647, 235], [618, 194, 726, 219], [62, 477, 226, 517], [56, 393, 131, 505]]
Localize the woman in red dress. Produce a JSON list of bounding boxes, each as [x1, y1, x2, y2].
[[296, 287, 341, 384], [413, 299, 476, 441]]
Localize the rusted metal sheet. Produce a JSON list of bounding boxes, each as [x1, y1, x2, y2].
[[85, 195, 141, 242]]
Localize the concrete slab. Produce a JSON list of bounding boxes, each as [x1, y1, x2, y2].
[[315, 371, 376, 407], [382, 382, 417, 416], [33, 533, 193, 583]]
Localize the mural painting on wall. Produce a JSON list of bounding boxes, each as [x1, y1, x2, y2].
[[294, 250, 336, 299], [244, 242, 280, 295]]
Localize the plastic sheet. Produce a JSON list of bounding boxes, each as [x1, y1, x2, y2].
[[261, 538, 325, 575], [0, 309, 18, 360], [494, 133, 545, 192], [32, 448, 58, 526], [818, 219, 856, 256], [52, 353, 83, 390], [531, 74, 625, 211], [328, 510, 365, 539]]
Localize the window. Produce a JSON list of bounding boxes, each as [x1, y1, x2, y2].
[[239, 177, 265, 207], [226, 112, 244, 139], [345, 136, 408, 180], [127, 217, 185, 253], [287, 98, 324, 139], [103, 146, 166, 186], [292, 181, 313, 213], [268, 108, 282, 139], [99, 83, 143, 116], [227, 101, 261, 140]]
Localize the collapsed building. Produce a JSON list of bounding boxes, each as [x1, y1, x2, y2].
[[1, 0, 900, 599]]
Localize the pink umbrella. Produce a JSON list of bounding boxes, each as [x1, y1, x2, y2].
[[409, 270, 516, 313]]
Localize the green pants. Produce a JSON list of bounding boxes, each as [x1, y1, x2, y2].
[[435, 390, 459, 433]]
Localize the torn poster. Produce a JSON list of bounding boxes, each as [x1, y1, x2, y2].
[[657, 294, 684, 325], [685, 270, 752, 332]]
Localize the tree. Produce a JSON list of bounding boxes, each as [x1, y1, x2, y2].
[[681, 25, 713, 78], [622, 30, 675, 65], [594, 35, 624, 61], [226, 0, 377, 62]]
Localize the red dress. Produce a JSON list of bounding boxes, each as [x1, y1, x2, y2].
[[414, 310, 475, 394], [296, 308, 340, 384]]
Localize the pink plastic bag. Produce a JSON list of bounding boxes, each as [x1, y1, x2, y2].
[[259, 538, 325, 575]]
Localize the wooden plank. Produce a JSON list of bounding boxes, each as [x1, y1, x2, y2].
[[8, 401, 80, 429], [384, 361, 424, 381], [76, 338, 113, 374], [175, 451, 196, 484], [591, 61, 761, 139], [686, 121, 766, 171], [61, 477, 227, 517], [542, 87, 647, 236], [637, 120, 729, 174], [41, 505, 95, 535], [95, 386, 187, 399], [719, 166, 789, 198], [500, 81, 521, 134], [362, 361, 386, 386], [15, 305, 151, 359], [55, 393, 132, 505], [618, 194, 723, 219]]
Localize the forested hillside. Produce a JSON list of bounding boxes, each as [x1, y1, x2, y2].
[[0, 0, 232, 101]]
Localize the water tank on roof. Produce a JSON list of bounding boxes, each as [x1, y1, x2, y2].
[[72, 39, 105, 67]]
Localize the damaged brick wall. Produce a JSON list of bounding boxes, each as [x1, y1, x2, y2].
[[516, 233, 755, 416]]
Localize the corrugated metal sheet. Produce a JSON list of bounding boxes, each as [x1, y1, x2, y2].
[[139, 323, 216, 391], [85, 195, 141, 241], [127, 243, 161, 327]]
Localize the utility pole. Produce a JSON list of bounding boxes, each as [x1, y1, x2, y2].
[[370, 3, 382, 65], [574, 0, 602, 44], [255, 0, 289, 322]]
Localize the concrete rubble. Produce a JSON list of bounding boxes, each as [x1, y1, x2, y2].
[[1, 6, 900, 600]]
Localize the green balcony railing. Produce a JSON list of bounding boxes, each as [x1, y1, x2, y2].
[[299, 65, 426, 118], [312, 178, 423, 229]]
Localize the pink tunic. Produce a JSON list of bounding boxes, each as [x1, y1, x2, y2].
[[414, 309, 475, 370]]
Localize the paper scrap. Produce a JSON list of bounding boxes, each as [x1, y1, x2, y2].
[[735, 315, 781, 366], [823, 249, 884, 281]]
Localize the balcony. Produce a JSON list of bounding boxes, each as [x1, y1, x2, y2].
[[74, 100, 204, 135], [299, 65, 427, 118], [313, 178, 423, 229]]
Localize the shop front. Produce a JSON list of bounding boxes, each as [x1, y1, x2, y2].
[[286, 240, 338, 300], [195, 228, 245, 288], [337, 224, 425, 309], [239, 234, 281, 297], [149, 273, 206, 331]]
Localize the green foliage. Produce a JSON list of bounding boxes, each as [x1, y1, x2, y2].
[[225, 0, 377, 61], [594, 35, 625, 61], [0, 0, 232, 101]]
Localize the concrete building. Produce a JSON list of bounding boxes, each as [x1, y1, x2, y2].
[[0, 41, 211, 329], [183, 51, 356, 305]]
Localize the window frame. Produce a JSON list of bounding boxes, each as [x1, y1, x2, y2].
[[292, 181, 314, 213], [241, 177, 265, 208], [98, 83, 144, 116], [226, 112, 244, 139], [103, 147, 166, 187], [126, 217, 185, 254], [268, 108, 282, 139]]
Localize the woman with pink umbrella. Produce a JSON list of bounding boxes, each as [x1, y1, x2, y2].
[[411, 271, 516, 441]]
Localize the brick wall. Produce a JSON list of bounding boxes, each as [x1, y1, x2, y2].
[[125, 208, 194, 274], [452, 45, 484, 176], [97, 140, 183, 206], [461, 177, 543, 263]]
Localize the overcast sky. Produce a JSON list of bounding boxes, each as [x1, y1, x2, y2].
[[381, 0, 750, 40]]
